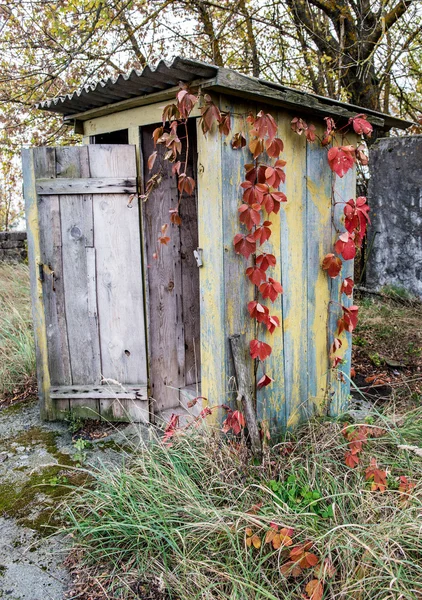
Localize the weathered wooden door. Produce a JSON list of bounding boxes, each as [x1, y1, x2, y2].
[[23, 144, 148, 421], [141, 124, 201, 412]]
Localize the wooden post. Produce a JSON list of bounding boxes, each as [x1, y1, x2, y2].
[[22, 148, 53, 419], [229, 334, 262, 458]]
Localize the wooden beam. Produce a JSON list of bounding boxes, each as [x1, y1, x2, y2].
[[36, 177, 137, 195]]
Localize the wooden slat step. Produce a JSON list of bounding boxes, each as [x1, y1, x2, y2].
[[50, 384, 148, 400], [36, 177, 137, 195]]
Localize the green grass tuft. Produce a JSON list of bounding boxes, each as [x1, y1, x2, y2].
[[0, 263, 35, 400]]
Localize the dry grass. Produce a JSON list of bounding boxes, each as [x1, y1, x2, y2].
[[64, 398, 422, 600], [0, 262, 36, 403]]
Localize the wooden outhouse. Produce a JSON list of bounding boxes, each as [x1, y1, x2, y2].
[[23, 57, 409, 431]]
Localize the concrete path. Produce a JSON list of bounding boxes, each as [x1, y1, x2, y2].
[[0, 399, 148, 599]]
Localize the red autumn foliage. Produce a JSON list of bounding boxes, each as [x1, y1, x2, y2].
[[365, 458, 387, 492], [256, 253, 277, 271], [338, 305, 359, 334], [257, 373, 275, 389], [247, 300, 269, 323], [238, 203, 261, 230], [260, 278, 283, 302], [254, 221, 272, 245], [341, 277, 354, 297], [250, 339, 272, 361], [222, 409, 245, 435], [233, 233, 256, 258], [245, 265, 267, 285], [344, 196, 370, 244], [264, 159, 286, 187], [349, 114, 373, 137], [304, 579, 324, 600], [327, 145, 356, 178], [266, 137, 284, 157], [266, 314, 280, 334], [322, 253, 342, 278], [334, 231, 356, 260], [232, 132, 247, 149]]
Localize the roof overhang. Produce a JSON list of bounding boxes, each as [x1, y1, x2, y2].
[[36, 57, 413, 131]]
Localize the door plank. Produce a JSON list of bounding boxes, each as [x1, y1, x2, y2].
[[142, 128, 185, 410], [88, 145, 148, 384], [36, 177, 137, 195]]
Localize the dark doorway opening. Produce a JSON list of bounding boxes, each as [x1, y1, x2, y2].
[[91, 129, 129, 144]]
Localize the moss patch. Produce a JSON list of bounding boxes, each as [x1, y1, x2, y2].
[[0, 427, 87, 535]]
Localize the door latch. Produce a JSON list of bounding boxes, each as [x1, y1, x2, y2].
[[193, 248, 203, 267]]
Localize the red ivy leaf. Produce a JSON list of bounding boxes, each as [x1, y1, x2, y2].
[[176, 84, 198, 118], [218, 111, 231, 135], [200, 94, 221, 133], [291, 117, 307, 135], [246, 266, 267, 285], [341, 277, 354, 297], [338, 305, 359, 334], [178, 174, 195, 195], [252, 110, 278, 141], [344, 196, 370, 243], [345, 451, 360, 468], [305, 124, 316, 143], [350, 114, 373, 137], [152, 126, 164, 146], [265, 159, 286, 188], [327, 145, 356, 178], [322, 253, 342, 278], [356, 143, 369, 166], [147, 151, 157, 171], [247, 300, 269, 323], [169, 208, 182, 226], [256, 253, 276, 271], [233, 233, 256, 259], [365, 457, 387, 492], [266, 137, 284, 158], [266, 314, 280, 334], [257, 373, 274, 389], [222, 409, 245, 435], [304, 579, 324, 600], [334, 231, 356, 260], [232, 132, 247, 149], [260, 278, 283, 302], [238, 203, 261, 230], [241, 180, 264, 204], [250, 339, 272, 361], [261, 186, 287, 214], [249, 137, 264, 159], [321, 116, 336, 146], [254, 221, 272, 245]]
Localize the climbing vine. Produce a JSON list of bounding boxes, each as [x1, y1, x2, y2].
[[145, 82, 375, 437]]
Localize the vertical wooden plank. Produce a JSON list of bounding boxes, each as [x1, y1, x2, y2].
[[140, 132, 185, 410], [306, 127, 334, 417], [254, 111, 286, 436], [197, 119, 225, 422], [180, 120, 200, 386], [36, 148, 72, 389], [57, 144, 101, 386], [278, 111, 309, 428], [89, 144, 148, 386], [329, 165, 356, 416], [219, 100, 255, 409], [22, 148, 52, 419]]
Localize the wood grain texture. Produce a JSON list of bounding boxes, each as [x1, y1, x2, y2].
[[36, 149, 72, 387], [57, 146, 101, 385], [22, 148, 52, 419], [142, 128, 185, 410], [196, 118, 225, 424], [278, 111, 308, 429], [36, 177, 137, 195], [88, 144, 147, 385], [180, 120, 201, 386], [306, 127, 334, 418], [220, 99, 255, 410]]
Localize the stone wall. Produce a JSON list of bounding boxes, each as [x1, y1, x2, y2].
[[0, 231, 27, 263], [366, 135, 422, 298]]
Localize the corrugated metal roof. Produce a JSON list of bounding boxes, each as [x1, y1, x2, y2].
[[36, 56, 412, 130], [37, 57, 218, 116]]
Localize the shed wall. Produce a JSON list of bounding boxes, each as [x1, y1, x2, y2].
[[82, 95, 356, 431]]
